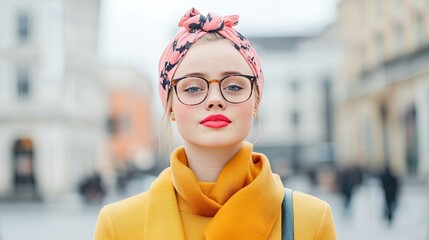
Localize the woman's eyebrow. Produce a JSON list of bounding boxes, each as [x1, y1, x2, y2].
[[180, 71, 244, 78], [181, 72, 207, 78], [221, 71, 242, 77]]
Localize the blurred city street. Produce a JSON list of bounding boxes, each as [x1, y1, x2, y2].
[[287, 175, 429, 240], [1, 1, 429, 240], [0, 199, 99, 240], [0, 175, 427, 240], [0, 175, 155, 240]]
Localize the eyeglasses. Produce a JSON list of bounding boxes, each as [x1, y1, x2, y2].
[[171, 74, 257, 106]]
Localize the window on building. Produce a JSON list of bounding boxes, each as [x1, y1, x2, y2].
[[360, 45, 367, 70], [107, 116, 118, 134], [289, 78, 301, 92], [120, 114, 132, 134], [375, 0, 382, 18], [17, 13, 30, 42], [17, 67, 30, 98], [396, 23, 404, 55], [359, 0, 365, 17], [322, 78, 333, 142], [107, 114, 131, 135], [396, 0, 401, 7], [417, 13, 426, 47], [376, 33, 385, 63], [290, 110, 300, 127], [0, 65, 3, 96], [364, 119, 373, 166]]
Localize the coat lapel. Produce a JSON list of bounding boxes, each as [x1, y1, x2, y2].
[[144, 168, 185, 240]]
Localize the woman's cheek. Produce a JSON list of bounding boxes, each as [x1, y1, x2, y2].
[[238, 103, 256, 128]]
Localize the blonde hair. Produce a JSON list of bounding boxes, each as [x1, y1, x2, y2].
[[156, 91, 174, 161]]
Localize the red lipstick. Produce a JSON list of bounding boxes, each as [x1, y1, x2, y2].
[[200, 114, 231, 128]]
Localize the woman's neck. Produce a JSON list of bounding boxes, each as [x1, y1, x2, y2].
[[183, 142, 243, 182]]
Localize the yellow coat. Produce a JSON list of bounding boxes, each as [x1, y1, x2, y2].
[[95, 188, 336, 239]]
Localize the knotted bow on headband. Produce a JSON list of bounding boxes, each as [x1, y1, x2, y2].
[[158, 7, 264, 109]]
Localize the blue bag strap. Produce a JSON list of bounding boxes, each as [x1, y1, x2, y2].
[[281, 188, 294, 240]]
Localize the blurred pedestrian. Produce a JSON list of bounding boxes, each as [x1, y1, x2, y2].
[[338, 165, 362, 214], [338, 167, 353, 212], [79, 172, 105, 204], [379, 165, 399, 225], [94, 7, 336, 239]]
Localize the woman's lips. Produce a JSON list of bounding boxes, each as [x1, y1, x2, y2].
[[200, 114, 231, 128]]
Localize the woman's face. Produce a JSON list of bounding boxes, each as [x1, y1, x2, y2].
[[171, 38, 257, 149]]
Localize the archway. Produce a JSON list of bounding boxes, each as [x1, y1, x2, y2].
[[13, 138, 38, 198], [404, 104, 418, 176]]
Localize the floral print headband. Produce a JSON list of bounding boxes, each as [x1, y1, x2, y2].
[[158, 7, 264, 109]]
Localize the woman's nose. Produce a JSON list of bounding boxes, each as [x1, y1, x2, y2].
[[205, 84, 226, 110]]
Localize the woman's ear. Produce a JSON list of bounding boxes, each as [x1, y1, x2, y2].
[[253, 94, 260, 117]]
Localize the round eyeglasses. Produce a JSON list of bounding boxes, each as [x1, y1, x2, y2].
[[171, 74, 257, 106]]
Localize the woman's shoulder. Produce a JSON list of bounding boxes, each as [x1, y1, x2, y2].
[[101, 191, 149, 217], [292, 190, 333, 219], [292, 190, 331, 209], [95, 192, 150, 239], [292, 190, 337, 239]]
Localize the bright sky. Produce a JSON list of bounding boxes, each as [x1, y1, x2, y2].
[[98, 0, 340, 110]]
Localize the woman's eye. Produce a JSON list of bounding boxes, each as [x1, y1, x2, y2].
[[224, 84, 243, 92], [184, 86, 203, 93]]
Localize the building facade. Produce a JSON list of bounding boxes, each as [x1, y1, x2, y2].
[[100, 65, 155, 183], [249, 25, 340, 176], [0, 0, 108, 200], [336, 0, 429, 179]]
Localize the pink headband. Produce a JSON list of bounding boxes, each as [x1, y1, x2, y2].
[[158, 7, 264, 109]]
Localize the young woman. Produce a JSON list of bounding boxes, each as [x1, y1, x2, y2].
[[94, 8, 336, 240]]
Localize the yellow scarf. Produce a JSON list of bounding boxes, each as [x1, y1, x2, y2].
[[143, 142, 284, 240]]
